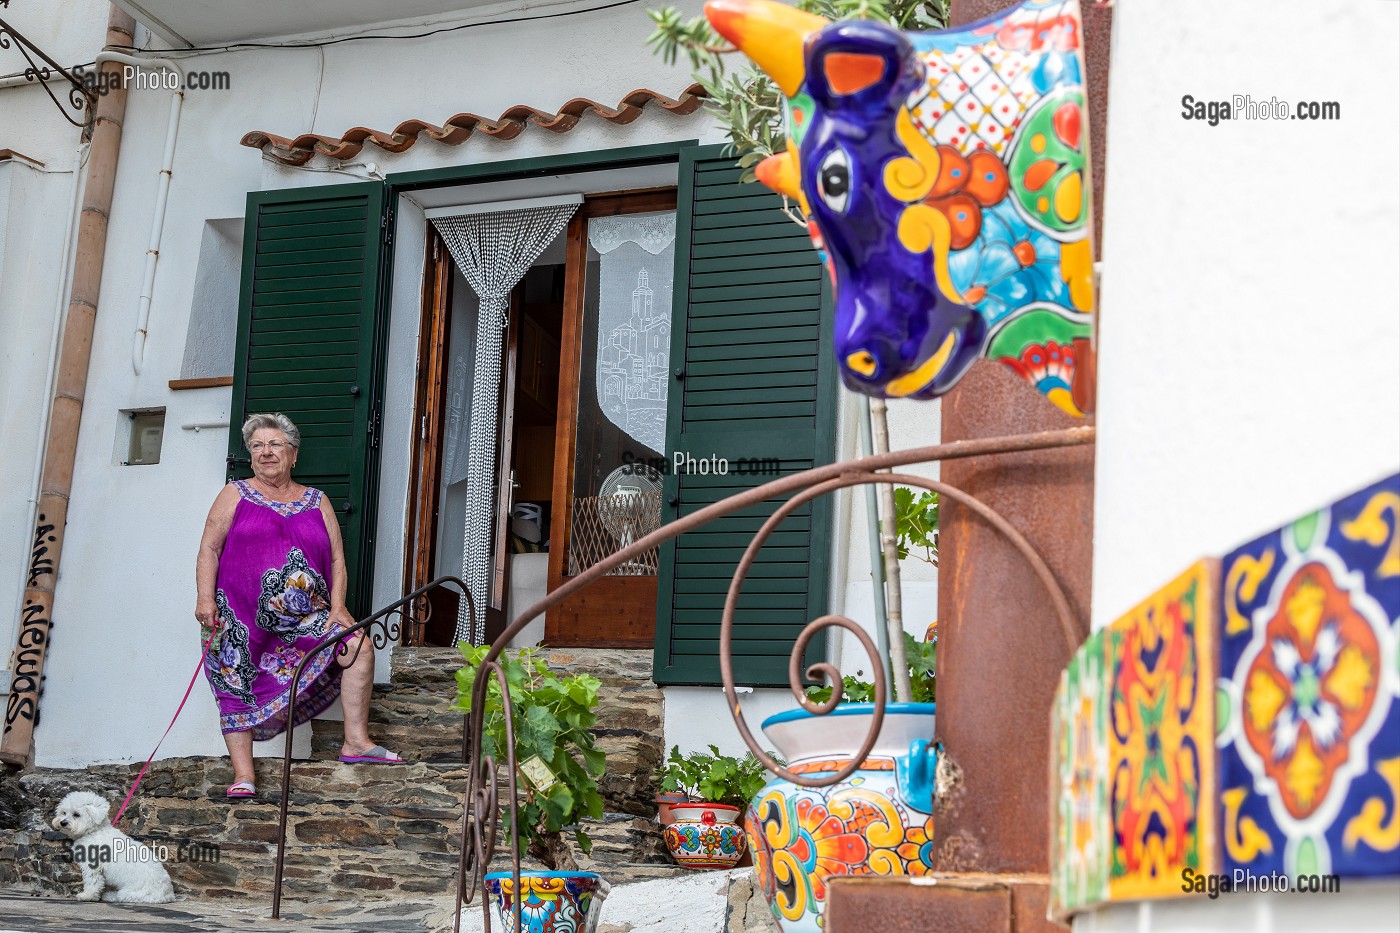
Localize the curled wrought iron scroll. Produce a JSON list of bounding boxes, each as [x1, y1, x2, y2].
[[720, 469, 1081, 787], [446, 427, 1092, 930], [0, 18, 98, 128]]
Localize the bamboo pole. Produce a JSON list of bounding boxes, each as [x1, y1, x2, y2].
[[858, 398, 891, 677], [869, 397, 913, 702], [1, 6, 135, 767]]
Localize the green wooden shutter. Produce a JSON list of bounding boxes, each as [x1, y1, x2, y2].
[[653, 145, 837, 686], [227, 181, 388, 617]]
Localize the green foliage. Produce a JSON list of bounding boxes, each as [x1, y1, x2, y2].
[[456, 646, 606, 863], [647, 0, 950, 180], [893, 486, 939, 566], [805, 632, 936, 704], [904, 631, 937, 702], [658, 745, 776, 808]]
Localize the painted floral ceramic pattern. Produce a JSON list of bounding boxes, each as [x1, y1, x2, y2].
[[484, 874, 607, 933], [1218, 474, 1400, 879], [747, 759, 935, 932], [1106, 560, 1218, 900], [1050, 628, 1110, 916]]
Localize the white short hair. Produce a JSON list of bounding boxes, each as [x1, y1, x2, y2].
[[241, 412, 301, 450]]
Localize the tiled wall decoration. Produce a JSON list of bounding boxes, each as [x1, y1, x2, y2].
[[1050, 473, 1400, 919], [1106, 560, 1219, 900], [1051, 628, 1111, 916], [1217, 474, 1400, 880]]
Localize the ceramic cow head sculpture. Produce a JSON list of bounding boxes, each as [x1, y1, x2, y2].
[[705, 0, 1096, 413]]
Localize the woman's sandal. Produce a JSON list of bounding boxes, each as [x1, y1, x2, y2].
[[338, 744, 408, 765], [225, 781, 257, 799]]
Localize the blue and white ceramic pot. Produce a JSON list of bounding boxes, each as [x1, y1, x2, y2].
[[746, 703, 938, 933], [482, 870, 609, 933]]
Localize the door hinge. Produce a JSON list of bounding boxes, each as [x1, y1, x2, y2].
[[368, 408, 381, 449], [381, 212, 394, 247]]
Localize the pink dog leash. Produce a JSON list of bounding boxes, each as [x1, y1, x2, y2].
[[112, 638, 213, 824]]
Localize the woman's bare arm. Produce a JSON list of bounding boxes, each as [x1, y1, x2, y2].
[[318, 495, 352, 618], [195, 484, 240, 630]]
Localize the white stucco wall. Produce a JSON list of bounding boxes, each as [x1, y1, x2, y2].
[[1083, 0, 1400, 928], [0, 0, 110, 699], [21, 0, 755, 768]]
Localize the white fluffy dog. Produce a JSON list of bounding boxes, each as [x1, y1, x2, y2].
[[51, 791, 175, 904]]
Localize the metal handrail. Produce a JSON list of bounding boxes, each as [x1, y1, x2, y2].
[[264, 426, 1093, 927], [272, 575, 475, 919]]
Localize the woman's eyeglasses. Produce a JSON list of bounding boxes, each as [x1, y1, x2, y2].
[[249, 441, 291, 453]]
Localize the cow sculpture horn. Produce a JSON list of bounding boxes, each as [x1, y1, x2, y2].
[[705, 0, 828, 97]]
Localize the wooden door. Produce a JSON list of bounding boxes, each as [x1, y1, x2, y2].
[[484, 296, 522, 644], [544, 191, 677, 647]]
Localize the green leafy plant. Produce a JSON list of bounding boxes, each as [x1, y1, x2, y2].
[[893, 486, 939, 566], [456, 645, 606, 870], [805, 631, 937, 704], [647, 0, 950, 181], [658, 745, 775, 808]]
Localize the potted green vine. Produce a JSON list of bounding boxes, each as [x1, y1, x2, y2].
[[657, 745, 772, 869], [457, 646, 611, 931]]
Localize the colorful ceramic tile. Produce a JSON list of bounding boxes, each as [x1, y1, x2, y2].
[[1107, 560, 1219, 900], [1050, 628, 1111, 917], [1217, 473, 1400, 880]]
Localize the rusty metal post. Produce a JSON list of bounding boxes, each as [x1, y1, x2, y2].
[[2, 6, 136, 767], [928, 0, 1112, 874], [932, 361, 1096, 874]]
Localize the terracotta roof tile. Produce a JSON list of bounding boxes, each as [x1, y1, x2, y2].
[[241, 83, 706, 167]]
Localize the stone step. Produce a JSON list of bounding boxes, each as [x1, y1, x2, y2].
[[384, 647, 660, 696], [2, 646, 674, 906], [312, 645, 665, 815], [7, 761, 683, 903]]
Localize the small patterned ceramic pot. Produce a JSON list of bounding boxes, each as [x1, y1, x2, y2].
[[664, 805, 748, 869], [483, 870, 609, 933]]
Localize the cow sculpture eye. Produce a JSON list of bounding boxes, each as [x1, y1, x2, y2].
[[818, 148, 850, 214]]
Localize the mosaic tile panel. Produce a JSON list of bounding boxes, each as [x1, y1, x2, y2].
[[1217, 473, 1400, 879], [1051, 628, 1111, 917], [1106, 560, 1219, 900]]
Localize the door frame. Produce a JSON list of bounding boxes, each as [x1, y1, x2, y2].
[[390, 142, 696, 645]]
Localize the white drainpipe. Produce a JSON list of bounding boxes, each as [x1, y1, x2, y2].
[[93, 51, 184, 375]]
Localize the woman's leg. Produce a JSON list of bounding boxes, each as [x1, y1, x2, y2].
[[336, 631, 375, 757], [223, 729, 255, 786]]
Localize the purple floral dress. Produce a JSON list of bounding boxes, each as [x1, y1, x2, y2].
[[204, 480, 346, 739]]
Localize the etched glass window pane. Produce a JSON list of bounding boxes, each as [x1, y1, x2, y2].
[[568, 211, 676, 576]]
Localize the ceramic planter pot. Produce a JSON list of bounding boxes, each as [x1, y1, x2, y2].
[[483, 870, 609, 933], [663, 803, 748, 869], [745, 703, 938, 933]]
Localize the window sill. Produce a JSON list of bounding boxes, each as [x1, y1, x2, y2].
[[169, 377, 233, 390]]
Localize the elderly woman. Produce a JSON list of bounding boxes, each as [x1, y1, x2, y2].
[[195, 412, 404, 798]]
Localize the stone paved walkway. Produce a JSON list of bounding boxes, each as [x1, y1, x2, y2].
[[0, 893, 459, 932]]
